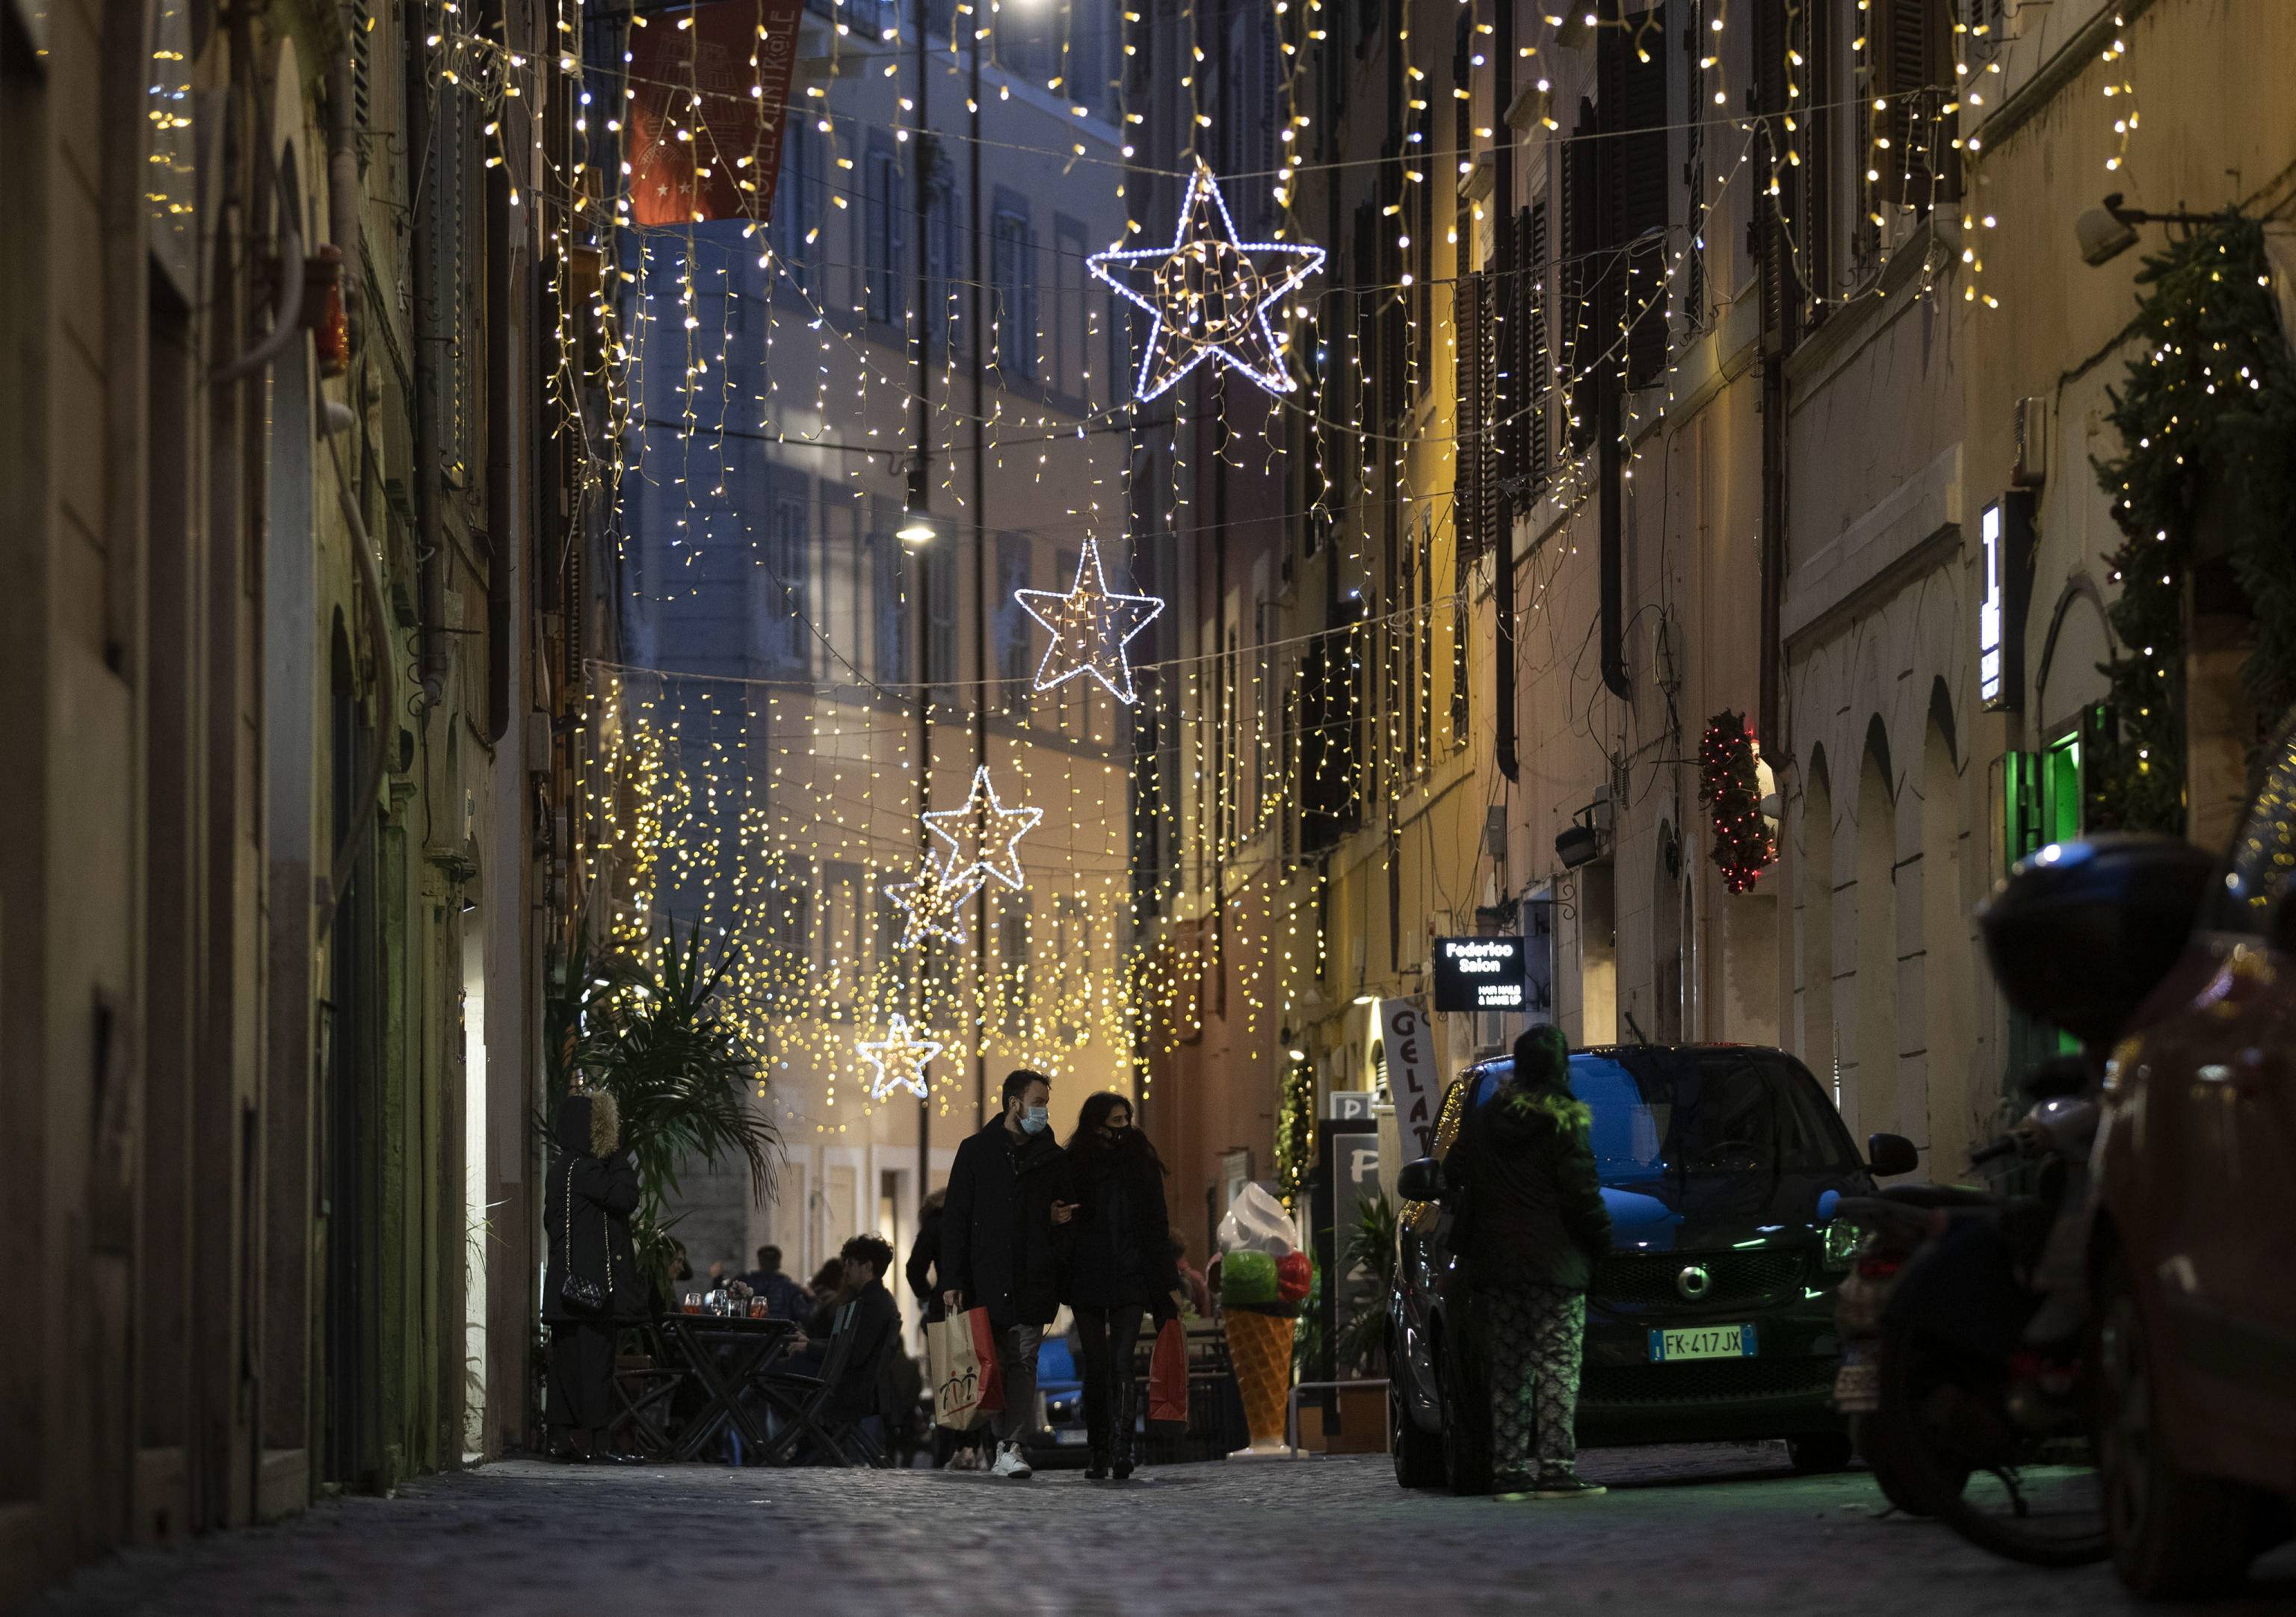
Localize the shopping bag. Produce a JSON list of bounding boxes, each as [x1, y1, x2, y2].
[[928, 1306, 1004, 1430], [1147, 1317, 1190, 1426]]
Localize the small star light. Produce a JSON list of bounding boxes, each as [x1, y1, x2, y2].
[[1015, 537, 1166, 705], [857, 1014, 941, 1101], [885, 850, 984, 949], [1089, 161, 1325, 402], [923, 765, 1044, 891]]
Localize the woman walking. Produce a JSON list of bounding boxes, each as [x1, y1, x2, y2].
[[543, 1089, 644, 1462], [1063, 1092, 1180, 1480], [1446, 1025, 1613, 1497]]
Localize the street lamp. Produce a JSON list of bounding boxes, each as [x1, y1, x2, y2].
[[2076, 192, 2225, 268], [896, 507, 938, 547]]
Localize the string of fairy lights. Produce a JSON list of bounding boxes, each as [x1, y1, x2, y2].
[[404, 0, 2149, 1137]]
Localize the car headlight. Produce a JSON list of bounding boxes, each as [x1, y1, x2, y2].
[[1822, 1216, 1858, 1272]]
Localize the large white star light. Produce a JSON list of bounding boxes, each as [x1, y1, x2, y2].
[[857, 1014, 942, 1101], [1014, 537, 1166, 705], [1089, 162, 1325, 403], [923, 766, 1043, 891]]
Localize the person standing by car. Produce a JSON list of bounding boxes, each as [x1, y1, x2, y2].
[[942, 1069, 1075, 1479], [542, 1089, 644, 1463], [1064, 1092, 1180, 1480], [1448, 1024, 1613, 1497]]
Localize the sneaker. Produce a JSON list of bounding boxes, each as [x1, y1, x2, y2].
[[990, 1441, 1034, 1480], [1529, 1471, 1607, 1499], [1491, 1471, 1535, 1495]]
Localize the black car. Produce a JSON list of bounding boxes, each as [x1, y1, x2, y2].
[[1387, 1043, 1881, 1493]]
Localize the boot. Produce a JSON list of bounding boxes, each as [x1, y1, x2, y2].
[[1084, 1450, 1109, 1481], [1111, 1379, 1138, 1480]]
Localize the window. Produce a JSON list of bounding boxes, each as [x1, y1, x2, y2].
[[765, 857, 815, 977], [997, 898, 1031, 1034], [760, 479, 811, 673], [770, 117, 823, 296], [869, 529, 909, 681], [1450, 519, 1470, 746], [991, 198, 1037, 382], [926, 545, 957, 687], [1105, 294, 1132, 401], [1055, 217, 1089, 401], [922, 145, 957, 354], [996, 535, 1032, 687], [1875, 0, 1959, 214], [820, 862, 865, 983], [1054, 547, 1084, 732], [864, 138, 904, 326]]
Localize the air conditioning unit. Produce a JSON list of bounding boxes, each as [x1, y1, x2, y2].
[[2011, 395, 2049, 487]]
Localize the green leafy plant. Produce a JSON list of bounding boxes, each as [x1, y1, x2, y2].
[[2091, 215, 2296, 831], [1333, 1193, 1400, 1376], [546, 915, 779, 1299]]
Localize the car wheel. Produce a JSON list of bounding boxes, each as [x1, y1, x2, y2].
[[2096, 1255, 2256, 1598], [1389, 1354, 1444, 1490], [1788, 1430, 1855, 1474], [1436, 1326, 1492, 1497]]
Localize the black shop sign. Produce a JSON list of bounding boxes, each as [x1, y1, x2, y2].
[[1431, 936, 1528, 1013]]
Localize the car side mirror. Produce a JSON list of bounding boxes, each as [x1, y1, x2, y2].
[[1866, 1132, 1919, 1179], [1395, 1155, 1445, 1203]]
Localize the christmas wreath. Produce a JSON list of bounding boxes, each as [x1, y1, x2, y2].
[[1699, 711, 1774, 894]]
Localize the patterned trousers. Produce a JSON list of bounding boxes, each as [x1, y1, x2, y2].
[[1482, 1283, 1587, 1480]]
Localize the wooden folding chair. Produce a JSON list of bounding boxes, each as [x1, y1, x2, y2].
[[750, 1302, 879, 1466]]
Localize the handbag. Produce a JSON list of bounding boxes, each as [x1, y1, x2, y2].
[[558, 1157, 611, 1315]]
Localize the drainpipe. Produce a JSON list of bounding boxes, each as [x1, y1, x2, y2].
[[1491, 0, 1518, 781], [327, 24, 359, 320], [969, 19, 988, 1127], [405, 0, 447, 710]]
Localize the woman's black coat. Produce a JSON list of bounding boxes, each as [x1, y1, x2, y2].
[[906, 1202, 947, 1323], [543, 1096, 645, 1323], [1064, 1134, 1181, 1317], [1446, 1078, 1613, 1293]]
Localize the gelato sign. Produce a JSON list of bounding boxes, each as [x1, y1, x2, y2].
[[1431, 935, 1528, 1012], [1380, 998, 1440, 1156]]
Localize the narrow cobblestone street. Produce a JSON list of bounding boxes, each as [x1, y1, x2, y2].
[[27, 1447, 2296, 1616]]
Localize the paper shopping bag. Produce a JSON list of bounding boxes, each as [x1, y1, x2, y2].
[[1147, 1317, 1190, 1426], [928, 1307, 1004, 1430]]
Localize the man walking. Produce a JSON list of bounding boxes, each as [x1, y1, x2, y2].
[[1447, 1024, 1613, 1497], [942, 1069, 1075, 1479]]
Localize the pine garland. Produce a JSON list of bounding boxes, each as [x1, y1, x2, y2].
[[2091, 216, 2296, 833], [1699, 711, 1774, 894], [1274, 1057, 1315, 1211]]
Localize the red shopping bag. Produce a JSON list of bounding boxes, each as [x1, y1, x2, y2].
[[928, 1306, 1005, 1430], [1147, 1317, 1190, 1426]]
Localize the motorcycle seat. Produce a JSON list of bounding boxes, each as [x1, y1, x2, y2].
[[1877, 1182, 1994, 1210]]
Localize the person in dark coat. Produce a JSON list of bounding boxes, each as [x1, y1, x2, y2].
[[941, 1069, 1075, 1479], [907, 1188, 990, 1471], [1062, 1092, 1179, 1480], [740, 1244, 812, 1321], [1445, 1024, 1613, 1497], [542, 1089, 644, 1462], [821, 1235, 904, 1447]]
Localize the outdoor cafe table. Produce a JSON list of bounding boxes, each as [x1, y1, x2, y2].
[[658, 1313, 796, 1462]]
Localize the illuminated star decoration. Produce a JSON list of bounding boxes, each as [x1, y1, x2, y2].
[[1014, 537, 1167, 705], [924, 765, 1043, 891], [857, 1013, 942, 1101], [885, 849, 985, 949], [1088, 161, 1326, 402]]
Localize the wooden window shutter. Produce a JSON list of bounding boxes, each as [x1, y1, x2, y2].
[[1879, 0, 1958, 211], [1602, 10, 1671, 389], [1526, 200, 1552, 495], [1454, 272, 1492, 562]]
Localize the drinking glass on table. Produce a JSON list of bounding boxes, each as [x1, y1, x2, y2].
[[682, 1292, 702, 1314]]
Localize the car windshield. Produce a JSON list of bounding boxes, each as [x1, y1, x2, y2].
[[1470, 1049, 1854, 1181]]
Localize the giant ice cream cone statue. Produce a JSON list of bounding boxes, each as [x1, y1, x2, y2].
[[1223, 1307, 1297, 1447], [1216, 1183, 1313, 1457]]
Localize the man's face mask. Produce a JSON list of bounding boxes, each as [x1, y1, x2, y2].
[[1019, 1103, 1049, 1134]]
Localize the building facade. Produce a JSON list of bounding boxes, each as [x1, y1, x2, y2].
[[1, 0, 597, 1599]]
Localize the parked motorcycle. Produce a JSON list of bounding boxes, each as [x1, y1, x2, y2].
[[1831, 835, 2214, 1570]]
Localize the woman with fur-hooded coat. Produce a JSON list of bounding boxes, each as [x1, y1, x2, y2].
[[543, 1089, 643, 1459], [1445, 1024, 1612, 1496]]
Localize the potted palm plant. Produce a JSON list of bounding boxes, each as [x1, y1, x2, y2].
[[546, 917, 779, 1299]]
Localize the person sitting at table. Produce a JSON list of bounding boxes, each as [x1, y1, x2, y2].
[[823, 1234, 904, 1456], [741, 1244, 812, 1321]]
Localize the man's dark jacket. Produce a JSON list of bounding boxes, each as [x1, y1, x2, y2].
[[1447, 1079, 1613, 1292], [824, 1277, 904, 1422], [942, 1118, 1071, 1328], [906, 1201, 948, 1323]]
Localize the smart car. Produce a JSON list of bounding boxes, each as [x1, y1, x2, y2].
[[1388, 1043, 1892, 1493]]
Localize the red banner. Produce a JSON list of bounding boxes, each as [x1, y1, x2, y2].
[[625, 0, 804, 226]]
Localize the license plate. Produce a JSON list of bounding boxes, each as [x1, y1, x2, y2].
[[1052, 1428, 1090, 1446], [1833, 1359, 1880, 1412], [1647, 1323, 1758, 1361]]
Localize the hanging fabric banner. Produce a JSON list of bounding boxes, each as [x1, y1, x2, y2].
[[626, 0, 806, 227]]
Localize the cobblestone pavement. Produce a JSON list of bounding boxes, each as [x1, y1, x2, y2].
[[25, 1444, 2296, 1617]]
